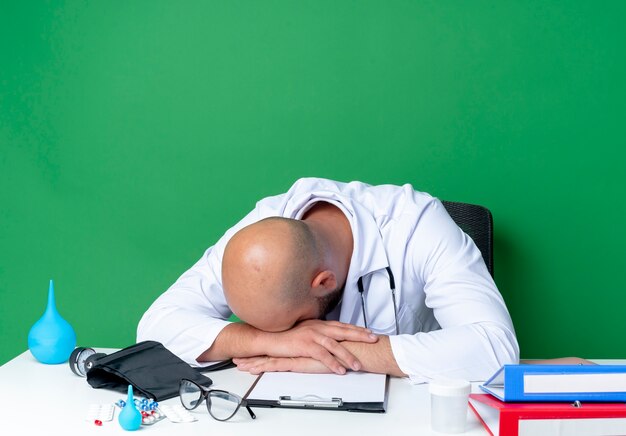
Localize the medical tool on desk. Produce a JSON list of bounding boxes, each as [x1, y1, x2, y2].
[[116, 397, 165, 425], [28, 279, 77, 364], [67, 341, 215, 401], [69, 346, 106, 376], [118, 385, 142, 431]]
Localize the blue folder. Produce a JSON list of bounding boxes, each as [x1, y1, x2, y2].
[[480, 364, 626, 402]]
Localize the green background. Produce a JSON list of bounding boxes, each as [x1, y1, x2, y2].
[[1, 1, 625, 366]]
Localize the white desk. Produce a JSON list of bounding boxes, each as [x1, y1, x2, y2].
[[0, 349, 489, 435]]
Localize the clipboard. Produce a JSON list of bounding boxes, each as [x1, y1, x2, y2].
[[243, 371, 389, 413]]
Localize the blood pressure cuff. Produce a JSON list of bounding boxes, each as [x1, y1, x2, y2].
[[85, 340, 214, 401]]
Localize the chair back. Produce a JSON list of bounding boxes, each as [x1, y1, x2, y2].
[[441, 200, 494, 277]]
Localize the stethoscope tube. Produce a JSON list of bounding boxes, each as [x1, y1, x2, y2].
[[357, 266, 399, 335]]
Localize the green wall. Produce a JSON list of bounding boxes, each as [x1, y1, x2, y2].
[[1, 1, 625, 366]]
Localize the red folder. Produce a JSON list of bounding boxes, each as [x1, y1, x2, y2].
[[469, 393, 626, 436]]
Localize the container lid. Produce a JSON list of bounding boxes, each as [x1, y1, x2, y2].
[[428, 377, 471, 397]]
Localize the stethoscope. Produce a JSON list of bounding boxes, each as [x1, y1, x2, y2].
[[357, 266, 399, 335]]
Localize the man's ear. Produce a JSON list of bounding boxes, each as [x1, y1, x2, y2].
[[310, 270, 337, 298]]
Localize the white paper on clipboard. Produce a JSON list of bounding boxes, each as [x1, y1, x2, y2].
[[247, 371, 386, 403]]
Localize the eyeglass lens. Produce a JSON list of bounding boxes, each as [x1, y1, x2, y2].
[[180, 379, 204, 410], [207, 390, 241, 421]]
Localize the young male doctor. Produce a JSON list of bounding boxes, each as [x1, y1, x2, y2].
[[137, 177, 519, 383]]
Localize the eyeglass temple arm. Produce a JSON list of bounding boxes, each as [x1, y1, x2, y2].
[[244, 404, 256, 419]]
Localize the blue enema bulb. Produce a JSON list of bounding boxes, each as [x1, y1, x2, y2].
[[119, 385, 142, 431], [27, 279, 77, 364]]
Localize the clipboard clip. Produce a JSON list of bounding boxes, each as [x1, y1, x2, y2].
[[278, 395, 343, 408]]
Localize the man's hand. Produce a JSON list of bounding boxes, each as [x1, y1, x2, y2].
[[234, 336, 406, 377], [266, 319, 379, 374], [233, 356, 330, 374], [198, 319, 379, 375]]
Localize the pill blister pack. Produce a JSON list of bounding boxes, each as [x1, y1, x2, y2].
[[159, 404, 198, 423], [141, 408, 166, 426], [85, 403, 115, 423]]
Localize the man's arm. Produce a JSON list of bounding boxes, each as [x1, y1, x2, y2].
[[198, 319, 380, 375], [232, 335, 406, 377], [342, 337, 405, 376], [387, 199, 519, 383]]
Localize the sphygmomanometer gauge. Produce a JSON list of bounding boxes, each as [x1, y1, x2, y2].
[[69, 347, 106, 377]]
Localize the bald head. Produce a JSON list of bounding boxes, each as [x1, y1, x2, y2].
[[222, 217, 322, 331]]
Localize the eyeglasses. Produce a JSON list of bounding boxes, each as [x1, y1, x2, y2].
[[179, 379, 256, 422]]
